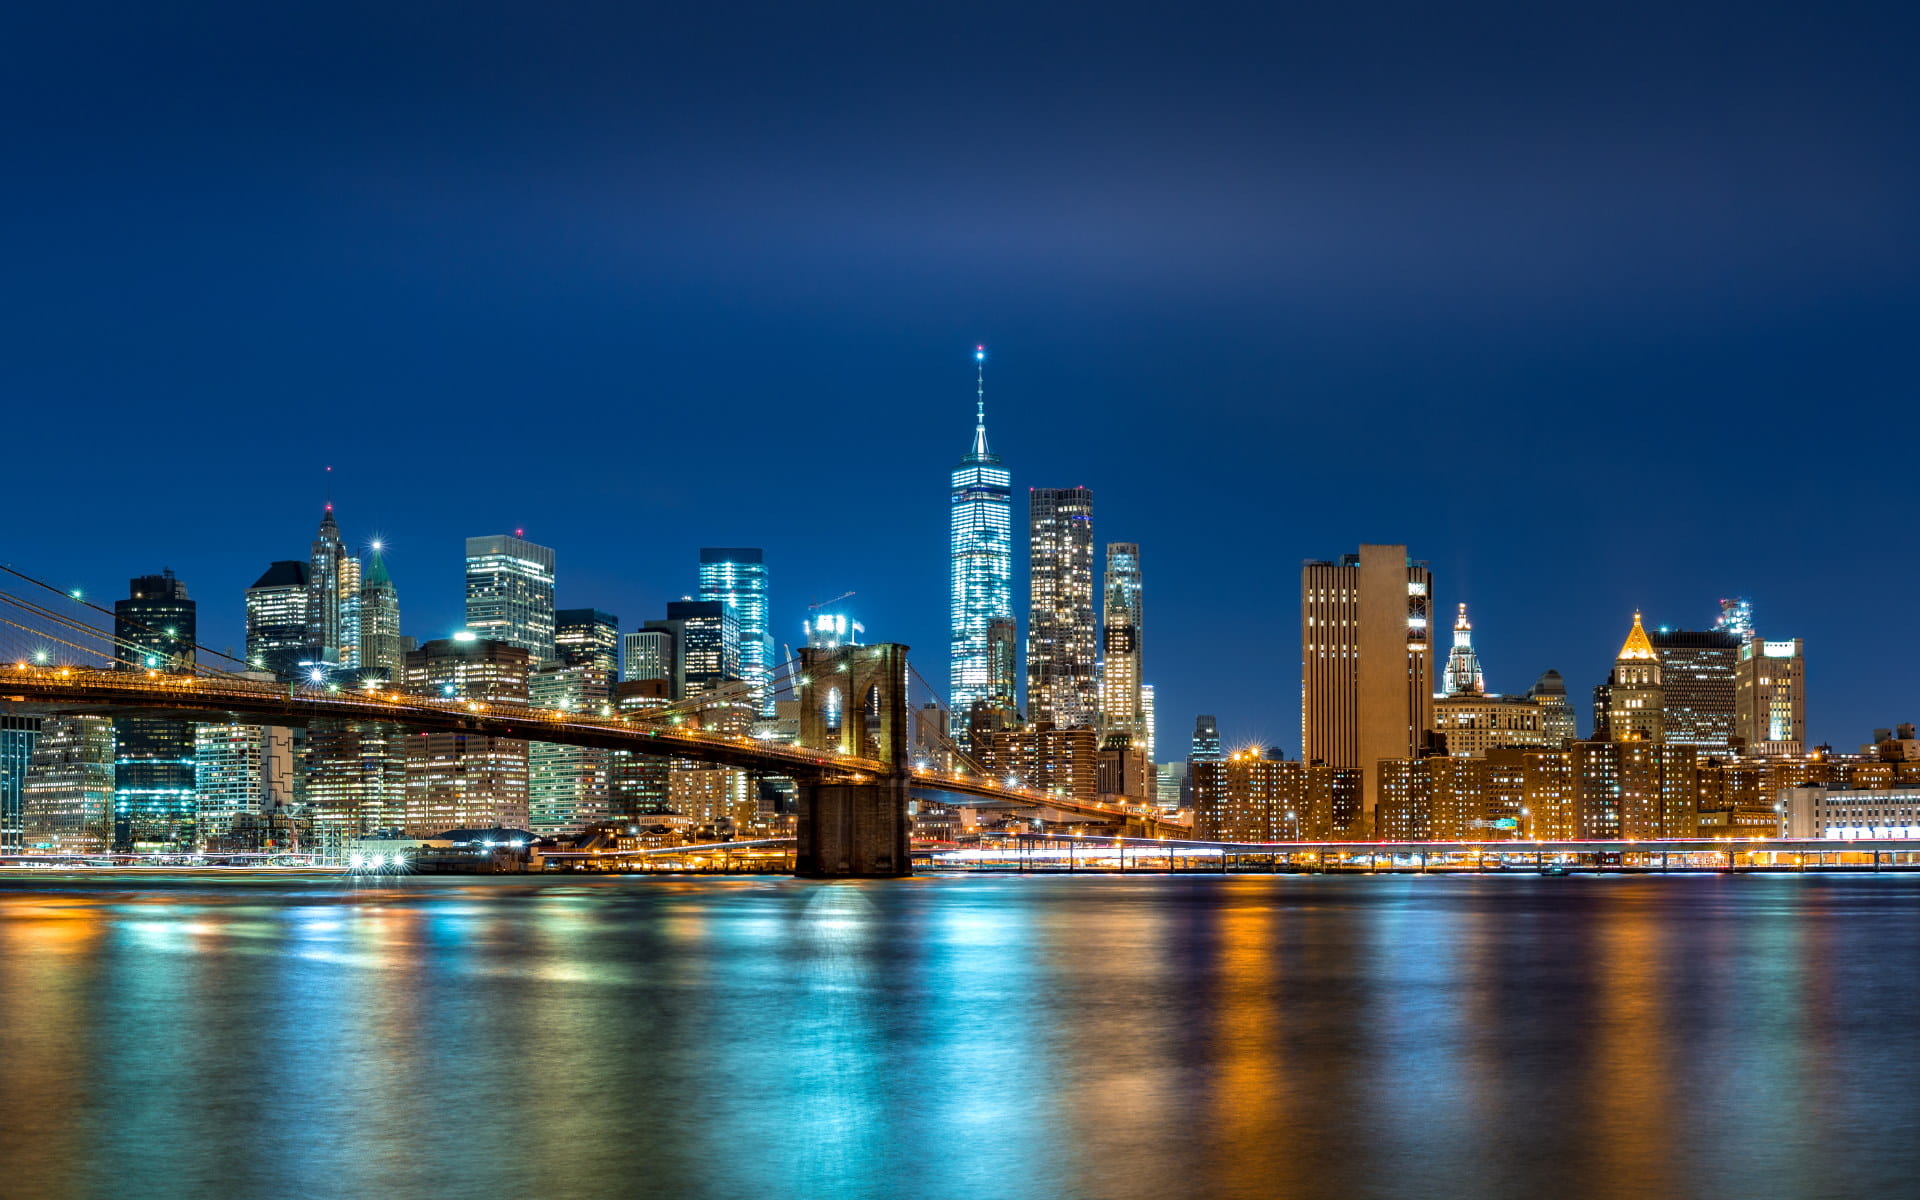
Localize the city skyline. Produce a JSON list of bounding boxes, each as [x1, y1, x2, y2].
[[5, 4, 1914, 755]]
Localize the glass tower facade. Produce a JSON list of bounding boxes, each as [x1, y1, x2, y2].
[[698, 549, 774, 716], [465, 534, 556, 661], [113, 572, 198, 851], [949, 349, 1012, 732], [0, 715, 39, 852]]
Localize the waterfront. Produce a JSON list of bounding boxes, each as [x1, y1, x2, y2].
[[1, 875, 1917, 1200]]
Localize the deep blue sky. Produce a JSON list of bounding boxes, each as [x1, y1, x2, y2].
[[3, 1, 1915, 752]]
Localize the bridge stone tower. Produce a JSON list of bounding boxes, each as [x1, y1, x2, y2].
[[795, 643, 912, 878]]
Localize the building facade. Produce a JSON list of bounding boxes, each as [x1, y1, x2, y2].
[[1736, 637, 1806, 755], [1301, 545, 1433, 830], [194, 722, 295, 845], [1027, 486, 1097, 729], [528, 662, 615, 836], [1648, 628, 1741, 753], [22, 715, 113, 852], [246, 560, 312, 679], [1099, 542, 1145, 747], [0, 715, 39, 853], [464, 534, 556, 661], [402, 637, 533, 834]]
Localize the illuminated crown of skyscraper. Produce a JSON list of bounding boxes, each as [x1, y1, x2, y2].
[[1443, 602, 1485, 696], [1617, 611, 1658, 662]]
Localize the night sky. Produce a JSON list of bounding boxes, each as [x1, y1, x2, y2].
[[3, 1, 1915, 751]]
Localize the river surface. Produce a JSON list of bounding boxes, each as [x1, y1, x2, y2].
[[0, 872, 1916, 1200]]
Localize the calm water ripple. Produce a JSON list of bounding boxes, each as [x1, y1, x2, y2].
[[0, 873, 1916, 1200]]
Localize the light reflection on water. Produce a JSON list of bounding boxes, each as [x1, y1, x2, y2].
[[1, 875, 1918, 1199]]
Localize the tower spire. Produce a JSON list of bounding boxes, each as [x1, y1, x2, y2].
[[1443, 602, 1485, 695], [970, 345, 990, 459]]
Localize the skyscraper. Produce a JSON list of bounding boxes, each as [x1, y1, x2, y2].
[[1607, 612, 1664, 742], [1736, 636, 1806, 755], [308, 505, 349, 664], [113, 571, 197, 850], [623, 628, 677, 693], [1140, 682, 1157, 763], [1648, 627, 1741, 752], [246, 561, 312, 680], [358, 542, 406, 679], [1301, 545, 1434, 831], [1714, 597, 1755, 644], [949, 347, 1012, 736], [465, 534, 556, 661], [646, 601, 740, 699], [1027, 486, 1097, 728], [699, 549, 774, 716], [555, 608, 621, 677], [1099, 542, 1145, 744]]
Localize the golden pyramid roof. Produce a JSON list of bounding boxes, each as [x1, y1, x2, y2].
[[1617, 611, 1657, 662]]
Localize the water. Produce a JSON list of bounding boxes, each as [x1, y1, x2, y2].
[[0, 873, 1916, 1200]]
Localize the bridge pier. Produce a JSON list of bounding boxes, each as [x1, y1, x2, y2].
[[794, 642, 913, 879], [795, 777, 912, 878]]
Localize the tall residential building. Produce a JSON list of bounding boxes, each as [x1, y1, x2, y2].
[[699, 549, 774, 717], [113, 572, 198, 851], [1099, 542, 1145, 744], [529, 662, 614, 835], [0, 716, 39, 853], [1301, 545, 1434, 831], [1140, 683, 1157, 762], [981, 724, 1098, 806], [1736, 636, 1806, 755], [465, 534, 556, 661], [1607, 612, 1664, 743], [402, 637, 533, 834], [338, 555, 363, 668], [1027, 486, 1097, 728], [949, 347, 1013, 735], [194, 723, 295, 844], [1442, 604, 1485, 696], [555, 608, 621, 678], [22, 716, 113, 852], [308, 505, 350, 664], [357, 543, 407, 679], [246, 561, 313, 680], [1648, 628, 1741, 753]]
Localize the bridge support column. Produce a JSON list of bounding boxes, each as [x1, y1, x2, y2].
[[796, 776, 912, 878], [795, 643, 913, 879]]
